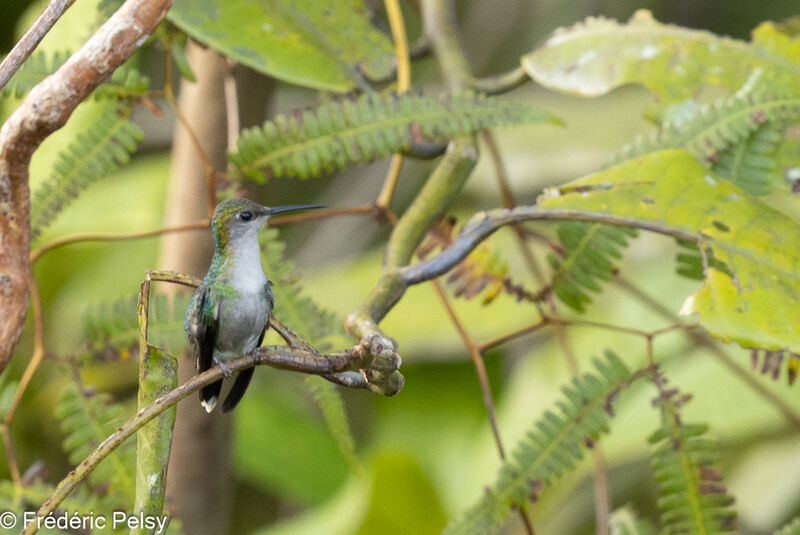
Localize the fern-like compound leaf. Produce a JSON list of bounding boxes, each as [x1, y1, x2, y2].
[[259, 228, 341, 343], [649, 379, 738, 535], [0, 51, 69, 98], [548, 222, 638, 312], [1, 51, 149, 100], [55, 382, 136, 504], [230, 91, 561, 181], [712, 123, 782, 195], [444, 351, 647, 535], [305, 376, 360, 473], [31, 101, 143, 240], [84, 293, 188, 364], [616, 89, 800, 195]]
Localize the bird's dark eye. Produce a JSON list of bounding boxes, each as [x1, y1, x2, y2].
[[240, 211, 253, 221]]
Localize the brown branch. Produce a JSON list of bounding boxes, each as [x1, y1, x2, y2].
[[0, 0, 173, 371], [0, 0, 78, 91], [431, 280, 506, 458], [22, 331, 402, 534], [30, 220, 210, 263]]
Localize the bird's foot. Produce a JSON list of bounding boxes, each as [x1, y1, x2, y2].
[[216, 359, 234, 378]]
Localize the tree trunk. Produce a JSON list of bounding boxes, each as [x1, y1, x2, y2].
[[159, 41, 231, 535]]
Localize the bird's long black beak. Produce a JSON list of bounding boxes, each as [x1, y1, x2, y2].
[[265, 204, 326, 216]]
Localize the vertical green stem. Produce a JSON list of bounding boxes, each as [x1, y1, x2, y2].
[[133, 279, 178, 534]]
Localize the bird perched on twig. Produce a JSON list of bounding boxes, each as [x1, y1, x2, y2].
[[184, 198, 323, 412]]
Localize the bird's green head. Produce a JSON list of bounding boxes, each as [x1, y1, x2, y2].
[[211, 198, 324, 250]]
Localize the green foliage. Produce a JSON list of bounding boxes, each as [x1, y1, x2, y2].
[[230, 92, 561, 181], [83, 293, 188, 364], [548, 222, 637, 312], [417, 217, 531, 305], [522, 10, 800, 120], [55, 382, 136, 505], [649, 380, 738, 534], [260, 228, 341, 343], [0, 51, 69, 98], [674, 240, 733, 281], [539, 149, 800, 354], [134, 347, 177, 534], [615, 87, 800, 195], [1, 51, 148, 101], [775, 517, 800, 535], [168, 0, 394, 92], [609, 507, 657, 535], [444, 351, 641, 535], [31, 101, 143, 240], [305, 376, 360, 474]]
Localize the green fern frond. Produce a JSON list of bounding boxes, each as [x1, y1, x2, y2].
[[649, 379, 738, 534], [616, 90, 800, 167], [230, 92, 561, 181], [775, 517, 800, 535], [31, 101, 143, 240], [0, 51, 69, 98], [1, 51, 148, 100], [55, 382, 136, 504], [444, 352, 649, 535], [92, 64, 150, 99], [0, 480, 108, 520], [84, 293, 188, 364], [305, 376, 361, 473], [674, 239, 733, 281], [610, 506, 657, 535], [259, 228, 341, 344], [711, 122, 782, 195], [548, 222, 638, 312]]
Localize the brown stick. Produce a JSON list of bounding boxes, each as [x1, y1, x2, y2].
[[0, 0, 78, 91], [0, 0, 173, 370]]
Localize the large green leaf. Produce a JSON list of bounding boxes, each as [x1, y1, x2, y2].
[[168, 0, 394, 92], [522, 10, 800, 109], [539, 149, 800, 353]]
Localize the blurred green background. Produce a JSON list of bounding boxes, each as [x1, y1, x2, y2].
[[3, 1, 799, 534]]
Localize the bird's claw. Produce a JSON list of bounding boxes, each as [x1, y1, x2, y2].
[[217, 359, 233, 378]]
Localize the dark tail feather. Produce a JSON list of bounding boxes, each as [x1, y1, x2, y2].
[[222, 367, 254, 413], [200, 379, 223, 413]]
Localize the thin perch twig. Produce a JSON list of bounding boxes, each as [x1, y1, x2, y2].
[[0, 0, 78, 91]]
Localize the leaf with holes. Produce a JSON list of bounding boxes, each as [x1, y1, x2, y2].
[[522, 10, 800, 119], [168, 0, 394, 92], [539, 149, 800, 353]]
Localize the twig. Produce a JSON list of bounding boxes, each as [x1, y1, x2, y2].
[[29, 220, 211, 263], [471, 66, 529, 95], [431, 280, 506, 458], [3, 275, 46, 487], [0, 0, 173, 371], [0, 0, 78, 91], [376, 0, 412, 210], [482, 129, 546, 283], [615, 277, 800, 430]]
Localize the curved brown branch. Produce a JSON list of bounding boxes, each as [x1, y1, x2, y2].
[[22, 332, 402, 534], [0, 0, 173, 370]]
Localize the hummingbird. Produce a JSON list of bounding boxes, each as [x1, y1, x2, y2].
[[184, 198, 324, 413]]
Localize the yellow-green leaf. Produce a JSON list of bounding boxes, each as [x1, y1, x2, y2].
[[168, 0, 394, 92], [522, 10, 800, 111], [539, 149, 800, 353]]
